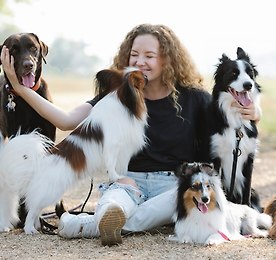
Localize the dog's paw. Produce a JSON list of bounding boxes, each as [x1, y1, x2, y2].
[[252, 229, 269, 238], [205, 233, 228, 245], [0, 226, 11, 232], [24, 226, 39, 234], [169, 234, 193, 244]]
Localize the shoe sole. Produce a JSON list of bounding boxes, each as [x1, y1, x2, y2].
[[99, 206, 126, 246]]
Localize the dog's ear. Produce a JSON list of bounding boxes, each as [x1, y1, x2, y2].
[[219, 53, 230, 63], [199, 162, 217, 176], [237, 47, 250, 62], [95, 69, 123, 100], [237, 47, 259, 78], [30, 33, 48, 64], [176, 162, 196, 177]]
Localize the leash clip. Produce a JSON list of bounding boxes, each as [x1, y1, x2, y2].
[[236, 128, 244, 140]]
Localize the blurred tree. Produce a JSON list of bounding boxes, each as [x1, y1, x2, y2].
[[0, 0, 31, 42], [47, 37, 102, 76], [1, 0, 102, 76]]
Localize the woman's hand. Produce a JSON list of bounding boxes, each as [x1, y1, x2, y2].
[[232, 101, 261, 122], [0, 45, 24, 94]]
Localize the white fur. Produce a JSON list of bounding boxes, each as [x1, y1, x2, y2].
[[0, 90, 147, 234], [211, 60, 261, 197], [171, 173, 272, 245]]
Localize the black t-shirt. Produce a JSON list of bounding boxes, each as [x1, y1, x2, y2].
[[87, 85, 211, 172]]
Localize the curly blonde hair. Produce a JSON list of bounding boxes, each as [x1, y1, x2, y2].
[[111, 23, 204, 92]]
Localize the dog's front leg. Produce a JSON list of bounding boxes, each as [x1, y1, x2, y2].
[[104, 149, 121, 182], [24, 208, 41, 234]]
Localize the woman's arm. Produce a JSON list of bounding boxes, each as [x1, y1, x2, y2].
[[1, 46, 92, 131]]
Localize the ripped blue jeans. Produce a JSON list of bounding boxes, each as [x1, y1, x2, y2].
[[97, 171, 178, 232]]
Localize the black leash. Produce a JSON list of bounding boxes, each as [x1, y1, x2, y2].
[[229, 128, 243, 201], [40, 179, 94, 235]]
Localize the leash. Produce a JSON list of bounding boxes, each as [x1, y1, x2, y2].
[[40, 179, 94, 235], [229, 128, 243, 201]]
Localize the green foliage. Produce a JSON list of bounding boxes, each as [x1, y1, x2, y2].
[[258, 77, 276, 135]]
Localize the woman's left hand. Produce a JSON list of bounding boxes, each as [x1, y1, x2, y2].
[[232, 101, 261, 122]]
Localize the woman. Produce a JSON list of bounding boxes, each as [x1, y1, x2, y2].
[[0, 24, 260, 246]]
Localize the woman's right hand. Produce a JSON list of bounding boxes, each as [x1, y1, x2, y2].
[[1, 45, 24, 94]]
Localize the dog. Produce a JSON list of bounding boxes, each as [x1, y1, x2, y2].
[[264, 197, 276, 239], [208, 47, 261, 210], [0, 67, 148, 234], [0, 33, 56, 140], [0, 33, 56, 228], [170, 162, 272, 245]]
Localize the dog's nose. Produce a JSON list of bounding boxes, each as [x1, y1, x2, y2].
[[243, 81, 252, 91], [201, 196, 209, 203], [23, 60, 34, 70]]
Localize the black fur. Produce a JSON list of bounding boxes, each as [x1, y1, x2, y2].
[[207, 47, 261, 211]]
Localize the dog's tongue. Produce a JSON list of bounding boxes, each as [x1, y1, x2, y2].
[[228, 88, 252, 107], [198, 202, 208, 213], [22, 73, 35, 88]]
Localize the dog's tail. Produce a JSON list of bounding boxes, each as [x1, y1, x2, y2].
[[0, 131, 54, 187]]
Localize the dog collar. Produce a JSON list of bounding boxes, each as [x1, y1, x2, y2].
[[5, 78, 41, 96], [31, 78, 41, 92]]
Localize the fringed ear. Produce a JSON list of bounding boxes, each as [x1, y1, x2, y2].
[[127, 70, 147, 91], [95, 69, 123, 100], [30, 33, 48, 64]]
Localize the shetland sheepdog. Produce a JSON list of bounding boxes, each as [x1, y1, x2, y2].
[[0, 67, 148, 234], [170, 162, 272, 245], [264, 197, 276, 239], [208, 47, 261, 209]]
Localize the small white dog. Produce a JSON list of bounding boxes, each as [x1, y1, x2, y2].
[[0, 68, 148, 234], [170, 162, 272, 245]]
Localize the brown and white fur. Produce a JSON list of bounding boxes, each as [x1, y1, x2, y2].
[[170, 162, 272, 245], [264, 197, 276, 239], [0, 67, 148, 234]]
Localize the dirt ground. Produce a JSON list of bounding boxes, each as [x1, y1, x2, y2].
[[0, 148, 275, 260], [0, 83, 275, 260]]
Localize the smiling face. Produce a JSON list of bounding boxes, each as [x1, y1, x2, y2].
[[129, 34, 164, 84]]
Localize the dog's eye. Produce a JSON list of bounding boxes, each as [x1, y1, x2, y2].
[[10, 45, 18, 53], [192, 184, 201, 190], [29, 46, 37, 52]]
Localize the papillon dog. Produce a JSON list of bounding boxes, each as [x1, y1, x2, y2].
[[0, 67, 148, 234]]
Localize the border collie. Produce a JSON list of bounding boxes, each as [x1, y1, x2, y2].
[[170, 162, 272, 245], [0, 67, 148, 234], [208, 47, 261, 209]]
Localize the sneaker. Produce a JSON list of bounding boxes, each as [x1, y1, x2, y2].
[[98, 204, 126, 246], [57, 212, 97, 239]]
